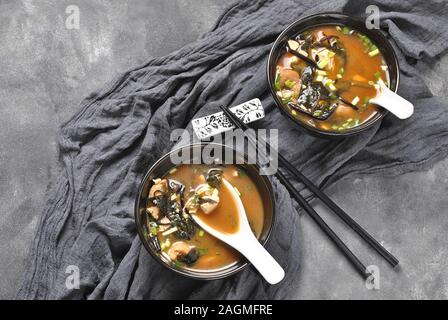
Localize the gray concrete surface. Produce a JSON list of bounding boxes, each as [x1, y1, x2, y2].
[[0, 0, 446, 300]]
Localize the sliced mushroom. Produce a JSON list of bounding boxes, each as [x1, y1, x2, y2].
[[287, 39, 300, 51], [316, 30, 327, 43], [149, 179, 168, 197]]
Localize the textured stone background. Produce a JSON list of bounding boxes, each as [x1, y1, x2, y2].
[[0, 0, 447, 299]]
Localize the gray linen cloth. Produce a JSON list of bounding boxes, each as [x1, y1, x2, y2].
[[17, 0, 448, 299]]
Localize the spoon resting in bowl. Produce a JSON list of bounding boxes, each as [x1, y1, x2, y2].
[[369, 79, 414, 119], [191, 178, 285, 285], [288, 79, 414, 121]]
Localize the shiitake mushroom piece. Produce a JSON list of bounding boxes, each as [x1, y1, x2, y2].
[[205, 168, 223, 189]]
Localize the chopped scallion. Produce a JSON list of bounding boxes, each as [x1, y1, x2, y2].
[[363, 96, 370, 105], [274, 70, 281, 91], [172, 260, 183, 268], [368, 48, 380, 57], [315, 75, 324, 82], [284, 79, 296, 89], [351, 96, 360, 105], [316, 69, 327, 76], [161, 239, 171, 250], [317, 59, 329, 69]]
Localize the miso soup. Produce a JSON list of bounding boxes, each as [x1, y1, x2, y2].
[[144, 164, 265, 270], [274, 25, 389, 132]]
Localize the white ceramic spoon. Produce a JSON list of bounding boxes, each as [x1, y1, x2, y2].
[[370, 79, 414, 119], [191, 178, 285, 285]]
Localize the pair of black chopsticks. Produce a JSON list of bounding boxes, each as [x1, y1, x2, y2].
[[219, 105, 399, 280]]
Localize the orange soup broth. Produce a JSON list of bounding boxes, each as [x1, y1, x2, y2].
[[159, 164, 265, 270]]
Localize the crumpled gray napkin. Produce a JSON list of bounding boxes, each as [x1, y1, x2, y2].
[[17, 0, 448, 299]]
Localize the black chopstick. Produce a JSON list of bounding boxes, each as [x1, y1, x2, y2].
[[286, 46, 319, 69], [276, 152, 398, 267], [276, 169, 369, 279], [337, 97, 359, 110], [220, 105, 399, 276]]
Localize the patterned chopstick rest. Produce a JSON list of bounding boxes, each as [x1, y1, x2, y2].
[[192, 98, 264, 139]]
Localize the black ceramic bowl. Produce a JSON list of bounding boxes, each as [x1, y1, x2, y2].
[[135, 143, 276, 280], [267, 12, 400, 138]]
